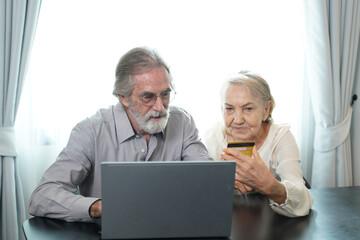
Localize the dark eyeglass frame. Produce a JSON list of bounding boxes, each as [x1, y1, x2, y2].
[[137, 88, 176, 107]]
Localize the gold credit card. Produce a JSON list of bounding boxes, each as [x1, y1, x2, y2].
[[227, 142, 255, 157]]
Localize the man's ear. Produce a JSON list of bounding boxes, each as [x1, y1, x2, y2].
[[118, 95, 130, 107]]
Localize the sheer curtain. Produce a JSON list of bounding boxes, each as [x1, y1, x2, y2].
[[301, 0, 360, 187], [15, 0, 305, 217], [0, 0, 41, 239]]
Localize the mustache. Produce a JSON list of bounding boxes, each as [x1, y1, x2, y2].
[[145, 109, 168, 120]]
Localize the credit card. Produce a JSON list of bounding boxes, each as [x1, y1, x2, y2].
[[227, 142, 255, 157]]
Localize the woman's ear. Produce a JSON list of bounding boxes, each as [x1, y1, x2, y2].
[[263, 100, 271, 121]]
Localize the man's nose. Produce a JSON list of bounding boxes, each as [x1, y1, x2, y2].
[[152, 96, 165, 111]]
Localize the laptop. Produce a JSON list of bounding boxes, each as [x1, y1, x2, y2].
[[101, 161, 236, 239]]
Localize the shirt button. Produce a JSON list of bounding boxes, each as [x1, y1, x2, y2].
[[141, 148, 145, 153]]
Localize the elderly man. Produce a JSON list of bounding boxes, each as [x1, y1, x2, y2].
[[29, 47, 212, 222]]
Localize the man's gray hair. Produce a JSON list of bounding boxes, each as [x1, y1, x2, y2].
[[113, 47, 174, 98], [220, 70, 275, 123]]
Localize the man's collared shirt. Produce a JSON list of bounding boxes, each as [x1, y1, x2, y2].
[[29, 103, 212, 222]]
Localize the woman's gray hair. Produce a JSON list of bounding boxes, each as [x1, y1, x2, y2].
[[112, 47, 174, 98], [220, 70, 275, 123]]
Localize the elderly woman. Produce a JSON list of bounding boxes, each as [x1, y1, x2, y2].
[[204, 71, 313, 217]]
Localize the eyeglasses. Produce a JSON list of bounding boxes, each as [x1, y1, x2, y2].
[[137, 89, 176, 107]]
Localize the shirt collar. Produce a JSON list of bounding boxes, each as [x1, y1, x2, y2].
[[114, 103, 137, 143]]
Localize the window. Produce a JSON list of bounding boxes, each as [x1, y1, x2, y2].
[[16, 0, 304, 212]]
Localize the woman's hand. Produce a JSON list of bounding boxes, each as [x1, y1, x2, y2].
[[221, 147, 287, 204], [234, 181, 254, 194]]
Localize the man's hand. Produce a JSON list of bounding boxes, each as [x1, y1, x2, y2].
[[89, 199, 102, 218]]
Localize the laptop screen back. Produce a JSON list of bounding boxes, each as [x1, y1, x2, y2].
[[101, 161, 235, 239]]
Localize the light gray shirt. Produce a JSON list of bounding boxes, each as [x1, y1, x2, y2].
[[29, 103, 212, 222]]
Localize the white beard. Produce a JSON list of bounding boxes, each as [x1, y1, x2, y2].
[[128, 104, 170, 134]]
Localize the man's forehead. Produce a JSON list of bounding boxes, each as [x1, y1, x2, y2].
[[132, 68, 170, 93]]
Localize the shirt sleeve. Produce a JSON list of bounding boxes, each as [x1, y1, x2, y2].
[[203, 122, 227, 161], [269, 180, 313, 217], [28, 121, 99, 222], [268, 131, 314, 217], [178, 109, 213, 161]]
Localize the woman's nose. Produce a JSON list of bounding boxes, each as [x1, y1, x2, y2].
[[233, 110, 244, 123]]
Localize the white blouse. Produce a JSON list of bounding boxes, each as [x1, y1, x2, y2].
[[204, 122, 314, 217]]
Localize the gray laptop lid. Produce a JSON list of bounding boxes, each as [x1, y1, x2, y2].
[[101, 161, 236, 239]]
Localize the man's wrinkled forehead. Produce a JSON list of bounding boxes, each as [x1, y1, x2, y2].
[[132, 68, 171, 92]]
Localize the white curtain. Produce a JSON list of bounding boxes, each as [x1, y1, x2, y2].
[[301, 0, 360, 188], [0, 0, 41, 239]]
